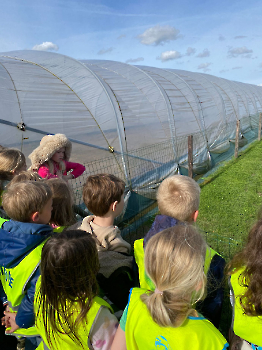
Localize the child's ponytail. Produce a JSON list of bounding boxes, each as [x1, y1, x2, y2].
[[142, 225, 206, 327]]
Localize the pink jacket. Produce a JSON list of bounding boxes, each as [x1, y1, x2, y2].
[[38, 160, 85, 179]]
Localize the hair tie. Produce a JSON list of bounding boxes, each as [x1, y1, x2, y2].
[[154, 288, 163, 295]]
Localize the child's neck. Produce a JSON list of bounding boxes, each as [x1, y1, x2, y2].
[[92, 215, 114, 227]]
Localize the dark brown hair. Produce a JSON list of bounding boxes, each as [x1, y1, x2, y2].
[[45, 178, 75, 227], [227, 218, 262, 316], [82, 173, 125, 216], [36, 230, 99, 347]]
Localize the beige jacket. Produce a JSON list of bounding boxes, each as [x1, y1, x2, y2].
[[79, 215, 131, 254]]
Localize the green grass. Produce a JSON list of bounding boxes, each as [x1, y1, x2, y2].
[[197, 140, 262, 260]]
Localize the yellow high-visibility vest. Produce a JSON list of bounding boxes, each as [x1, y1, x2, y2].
[[34, 277, 113, 350], [134, 238, 219, 290], [0, 239, 48, 337], [125, 288, 228, 350], [231, 267, 262, 346]]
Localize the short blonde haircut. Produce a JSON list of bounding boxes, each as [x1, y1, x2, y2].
[[2, 182, 52, 222], [141, 225, 206, 327], [45, 178, 75, 226], [157, 175, 200, 221]]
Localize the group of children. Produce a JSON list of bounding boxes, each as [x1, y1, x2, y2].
[[0, 133, 261, 350]]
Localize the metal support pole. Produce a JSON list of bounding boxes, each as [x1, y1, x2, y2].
[[258, 112, 262, 141], [234, 120, 240, 158], [188, 135, 193, 178]]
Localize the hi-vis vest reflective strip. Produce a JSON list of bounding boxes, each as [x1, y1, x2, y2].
[[231, 268, 262, 347], [125, 288, 228, 350], [34, 277, 113, 350], [134, 238, 219, 290]]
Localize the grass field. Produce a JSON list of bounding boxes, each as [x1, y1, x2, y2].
[[197, 140, 262, 260]]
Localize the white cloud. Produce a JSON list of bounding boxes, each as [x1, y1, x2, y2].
[[220, 69, 229, 73], [234, 36, 247, 39], [196, 49, 210, 58], [126, 57, 144, 63], [97, 47, 114, 55], [232, 66, 242, 70], [186, 47, 196, 56], [157, 50, 182, 62], [227, 46, 253, 58], [32, 42, 59, 51], [117, 34, 126, 39], [258, 84, 262, 86], [219, 35, 225, 41], [137, 25, 180, 46], [197, 62, 212, 72]]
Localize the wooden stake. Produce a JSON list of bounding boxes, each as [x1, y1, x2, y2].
[[188, 135, 193, 178], [258, 112, 262, 141], [234, 120, 240, 158]]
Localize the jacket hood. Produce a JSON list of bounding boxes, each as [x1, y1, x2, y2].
[[28, 133, 72, 171], [0, 220, 53, 268]]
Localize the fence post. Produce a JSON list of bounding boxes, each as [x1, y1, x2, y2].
[[188, 135, 193, 178], [258, 113, 262, 141], [234, 120, 240, 158]]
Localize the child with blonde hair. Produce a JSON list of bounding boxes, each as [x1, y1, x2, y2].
[[0, 148, 27, 204], [134, 174, 225, 327], [227, 217, 262, 350], [0, 181, 53, 337], [29, 133, 85, 180], [34, 230, 118, 350], [112, 225, 228, 350]]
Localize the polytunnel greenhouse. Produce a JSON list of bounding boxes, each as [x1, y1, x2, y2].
[[1, 50, 262, 219]]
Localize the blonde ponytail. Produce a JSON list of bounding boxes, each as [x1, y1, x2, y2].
[[142, 225, 206, 327]]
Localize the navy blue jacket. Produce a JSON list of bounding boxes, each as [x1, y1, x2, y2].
[[0, 220, 53, 328]]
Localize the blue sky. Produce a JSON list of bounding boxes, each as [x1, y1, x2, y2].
[[1, 0, 262, 85]]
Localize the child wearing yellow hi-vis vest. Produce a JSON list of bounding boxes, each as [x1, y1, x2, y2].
[[34, 229, 118, 350], [0, 181, 53, 347], [134, 175, 225, 328], [227, 217, 262, 350], [112, 224, 229, 350]]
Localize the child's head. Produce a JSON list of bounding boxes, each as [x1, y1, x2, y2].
[[157, 175, 200, 222], [38, 230, 99, 346], [8, 170, 42, 186], [45, 178, 75, 226], [28, 134, 72, 171], [0, 148, 27, 178], [2, 181, 52, 224], [83, 173, 125, 217], [142, 224, 206, 327], [226, 217, 262, 317]]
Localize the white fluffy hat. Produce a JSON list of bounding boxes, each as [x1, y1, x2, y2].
[[29, 134, 72, 170]]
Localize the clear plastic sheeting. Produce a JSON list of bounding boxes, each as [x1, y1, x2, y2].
[[1, 50, 262, 199]]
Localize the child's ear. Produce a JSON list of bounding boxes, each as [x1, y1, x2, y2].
[[192, 210, 199, 222], [111, 201, 118, 212], [31, 211, 40, 223]]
